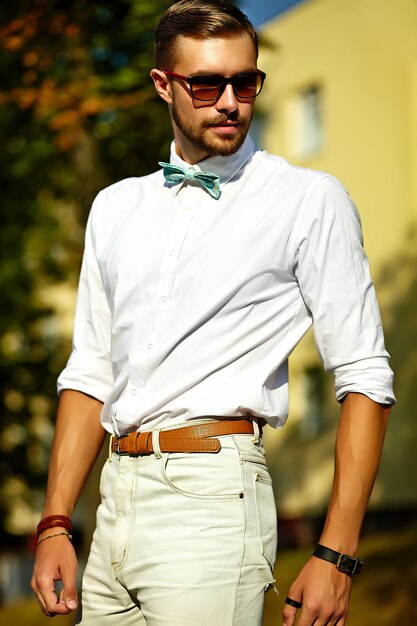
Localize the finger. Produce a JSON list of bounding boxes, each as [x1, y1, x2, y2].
[[297, 609, 337, 626], [31, 576, 52, 617], [282, 604, 298, 626], [60, 560, 78, 611], [303, 603, 346, 626], [58, 584, 77, 611], [37, 574, 70, 615], [330, 611, 347, 626], [34, 590, 51, 617], [296, 606, 319, 626], [283, 590, 303, 626], [285, 596, 303, 610], [283, 601, 303, 626]]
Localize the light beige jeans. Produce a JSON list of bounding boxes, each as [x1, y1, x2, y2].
[[76, 425, 277, 626]]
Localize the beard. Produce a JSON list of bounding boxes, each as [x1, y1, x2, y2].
[[170, 98, 252, 158]]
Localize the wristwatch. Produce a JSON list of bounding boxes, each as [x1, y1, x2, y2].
[[313, 544, 363, 575]]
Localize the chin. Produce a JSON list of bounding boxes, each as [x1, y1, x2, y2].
[[205, 132, 247, 157]]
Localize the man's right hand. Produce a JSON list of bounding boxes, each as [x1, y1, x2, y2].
[[31, 534, 78, 617], [30, 390, 106, 615]]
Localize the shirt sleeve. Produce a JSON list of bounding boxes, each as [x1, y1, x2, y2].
[[293, 175, 395, 405], [57, 191, 113, 401]]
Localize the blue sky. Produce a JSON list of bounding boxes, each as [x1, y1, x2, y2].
[[239, 0, 305, 27]]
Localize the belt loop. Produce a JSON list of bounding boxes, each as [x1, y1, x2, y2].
[[152, 429, 162, 459], [107, 434, 113, 461], [251, 419, 260, 444]]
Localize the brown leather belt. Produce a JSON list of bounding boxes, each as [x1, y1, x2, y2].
[[111, 418, 256, 455]]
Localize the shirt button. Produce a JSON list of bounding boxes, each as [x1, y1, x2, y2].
[[131, 388, 137, 396], [160, 295, 167, 303], [185, 206, 192, 212], [147, 343, 153, 350], [169, 249, 175, 256]]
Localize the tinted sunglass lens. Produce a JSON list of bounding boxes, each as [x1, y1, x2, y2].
[[191, 77, 224, 101], [233, 74, 262, 98]]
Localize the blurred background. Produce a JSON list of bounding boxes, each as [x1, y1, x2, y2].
[[0, 0, 416, 624]]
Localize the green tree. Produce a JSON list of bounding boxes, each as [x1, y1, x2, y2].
[[0, 0, 173, 539]]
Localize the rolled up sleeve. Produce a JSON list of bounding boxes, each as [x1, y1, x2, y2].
[[57, 192, 113, 401], [293, 175, 395, 405]]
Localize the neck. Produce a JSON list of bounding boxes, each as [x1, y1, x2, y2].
[[172, 128, 209, 165]]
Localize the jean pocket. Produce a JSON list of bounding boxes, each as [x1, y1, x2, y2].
[[161, 448, 244, 500], [253, 470, 277, 571]]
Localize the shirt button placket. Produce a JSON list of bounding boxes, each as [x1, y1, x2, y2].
[[146, 189, 197, 366]]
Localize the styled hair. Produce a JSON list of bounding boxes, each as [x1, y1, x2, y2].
[[154, 0, 258, 69]]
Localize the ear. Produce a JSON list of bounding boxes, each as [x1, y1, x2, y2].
[[150, 69, 173, 104]]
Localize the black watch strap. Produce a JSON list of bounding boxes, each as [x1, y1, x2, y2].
[[313, 544, 363, 575]]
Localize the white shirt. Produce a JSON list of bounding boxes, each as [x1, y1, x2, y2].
[[58, 135, 395, 436]]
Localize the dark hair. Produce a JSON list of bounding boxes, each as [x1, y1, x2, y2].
[[154, 0, 258, 69]]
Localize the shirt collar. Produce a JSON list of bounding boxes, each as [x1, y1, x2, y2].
[[169, 134, 257, 186]]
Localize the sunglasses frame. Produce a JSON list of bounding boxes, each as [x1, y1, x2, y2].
[[162, 70, 267, 102]]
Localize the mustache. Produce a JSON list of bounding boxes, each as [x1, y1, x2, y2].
[[203, 113, 242, 127]]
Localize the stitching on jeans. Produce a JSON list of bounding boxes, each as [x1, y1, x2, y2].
[[112, 458, 138, 580], [232, 435, 247, 626], [160, 453, 243, 500], [253, 471, 277, 572]]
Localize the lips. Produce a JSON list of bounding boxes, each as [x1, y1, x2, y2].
[[209, 122, 240, 135]]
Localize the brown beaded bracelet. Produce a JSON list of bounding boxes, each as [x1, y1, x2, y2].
[[37, 515, 72, 537]]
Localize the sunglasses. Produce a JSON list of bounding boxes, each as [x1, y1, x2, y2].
[[163, 70, 266, 102]]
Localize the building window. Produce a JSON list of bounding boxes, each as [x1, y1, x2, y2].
[[286, 83, 324, 159], [300, 84, 323, 156]]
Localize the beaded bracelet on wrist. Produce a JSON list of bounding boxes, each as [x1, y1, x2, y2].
[[37, 530, 72, 545]]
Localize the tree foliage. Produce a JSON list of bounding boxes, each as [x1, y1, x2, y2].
[[0, 0, 173, 537]]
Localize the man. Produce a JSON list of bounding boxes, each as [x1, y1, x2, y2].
[[31, 1, 395, 625]]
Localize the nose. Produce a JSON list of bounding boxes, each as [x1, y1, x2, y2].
[[215, 82, 239, 113]]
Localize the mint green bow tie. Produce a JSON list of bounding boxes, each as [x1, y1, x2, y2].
[[158, 162, 221, 199]]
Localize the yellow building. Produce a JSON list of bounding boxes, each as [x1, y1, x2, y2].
[[257, 0, 417, 524]]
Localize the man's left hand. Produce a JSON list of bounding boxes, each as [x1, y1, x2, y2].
[[282, 556, 352, 626]]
